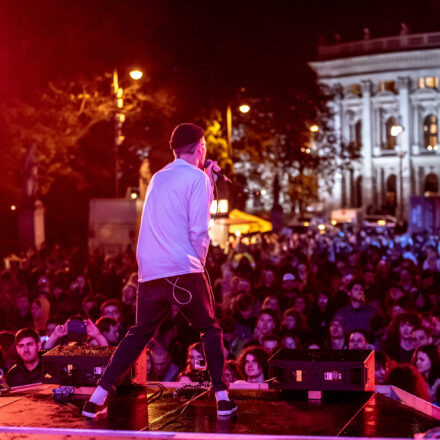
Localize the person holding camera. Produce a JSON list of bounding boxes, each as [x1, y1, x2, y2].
[[43, 317, 109, 349], [177, 342, 209, 383], [83, 123, 236, 418]]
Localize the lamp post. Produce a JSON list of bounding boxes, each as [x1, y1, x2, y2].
[[226, 102, 251, 159], [390, 122, 406, 221], [113, 68, 143, 198]]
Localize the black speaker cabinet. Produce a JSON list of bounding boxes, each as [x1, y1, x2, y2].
[[268, 349, 375, 392], [42, 345, 133, 387]]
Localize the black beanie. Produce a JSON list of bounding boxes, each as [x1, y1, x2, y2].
[[169, 123, 205, 151]]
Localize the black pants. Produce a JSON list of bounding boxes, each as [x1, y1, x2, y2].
[[98, 272, 227, 392]]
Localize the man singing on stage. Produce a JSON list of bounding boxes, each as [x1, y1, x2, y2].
[[82, 123, 237, 418]]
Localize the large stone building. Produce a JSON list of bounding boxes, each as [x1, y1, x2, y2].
[[310, 31, 440, 219]]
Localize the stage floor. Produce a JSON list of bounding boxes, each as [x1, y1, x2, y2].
[[0, 384, 439, 439]]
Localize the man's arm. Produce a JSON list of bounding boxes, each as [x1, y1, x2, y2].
[[43, 324, 67, 349], [85, 319, 109, 347]]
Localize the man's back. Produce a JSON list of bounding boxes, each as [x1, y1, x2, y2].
[[137, 159, 212, 282]]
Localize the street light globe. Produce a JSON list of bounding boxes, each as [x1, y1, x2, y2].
[[239, 104, 250, 114], [129, 70, 143, 80], [310, 124, 319, 133]]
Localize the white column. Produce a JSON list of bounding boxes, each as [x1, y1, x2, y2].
[[397, 77, 411, 219], [341, 110, 350, 145], [380, 167, 385, 206], [331, 84, 344, 209], [373, 107, 381, 156], [437, 106, 440, 154], [361, 80, 374, 210], [333, 91, 343, 148], [331, 172, 343, 211]]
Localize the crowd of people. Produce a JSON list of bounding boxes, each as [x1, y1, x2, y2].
[[1, 225, 440, 404]]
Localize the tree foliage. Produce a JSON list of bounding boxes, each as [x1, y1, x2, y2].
[[203, 111, 233, 174], [0, 73, 175, 201], [197, 75, 361, 214]]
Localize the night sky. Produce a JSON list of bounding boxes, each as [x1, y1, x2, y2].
[[0, 0, 439, 246], [1, 0, 439, 118]]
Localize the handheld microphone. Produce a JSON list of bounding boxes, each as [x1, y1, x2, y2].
[[204, 160, 231, 183]]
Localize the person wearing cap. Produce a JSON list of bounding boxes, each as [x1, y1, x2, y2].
[[83, 123, 237, 418], [283, 273, 295, 282]]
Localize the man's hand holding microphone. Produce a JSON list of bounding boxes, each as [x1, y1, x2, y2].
[[204, 159, 231, 185]]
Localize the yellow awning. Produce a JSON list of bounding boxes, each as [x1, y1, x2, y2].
[[228, 209, 273, 235]]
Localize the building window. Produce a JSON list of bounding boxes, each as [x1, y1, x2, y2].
[[346, 84, 362, 96], [424, 173, 439, 195], [385, 117, 397, 150], [379, 81, 396, 93], [355, 120, 362, 150], [349, 119, 362, 150], [418, 77, 439, 89], [423, 115, 439, 151], [385, 174, 397, 215], [355, 176, 363, 208]]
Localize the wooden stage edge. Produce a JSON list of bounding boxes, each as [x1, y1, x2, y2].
[[4, 382, 440, 420], [0, 382, 439, 440], [0, 426, 424, 440], [0, 426, 420, 440]]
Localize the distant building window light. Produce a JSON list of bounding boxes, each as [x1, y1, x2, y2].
[[424, 115, 438, 151], [385, 117, 398, 150], [418, 77, 439, 89], [426, 77, 438, 88]]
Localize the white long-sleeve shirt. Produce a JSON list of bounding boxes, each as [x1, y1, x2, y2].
[[137, 159, 213, 282]]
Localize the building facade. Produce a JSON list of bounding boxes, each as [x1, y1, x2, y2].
[[310, 32, 440, 219]]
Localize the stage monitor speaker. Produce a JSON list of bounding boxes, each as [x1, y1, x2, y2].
[[268, 349, 375, 392], [42, 345, 146, 387]]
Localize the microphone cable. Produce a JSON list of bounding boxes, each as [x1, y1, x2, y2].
[[165, 276, 192, 306]]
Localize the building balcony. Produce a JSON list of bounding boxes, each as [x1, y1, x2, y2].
[[318, 32, 440, 60]]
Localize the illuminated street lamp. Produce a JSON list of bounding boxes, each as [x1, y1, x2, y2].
[[113, 68, 143, 197], [309, 125, 319, 153], [129, 70, 143, 80], [226, 103, 251, 159]]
